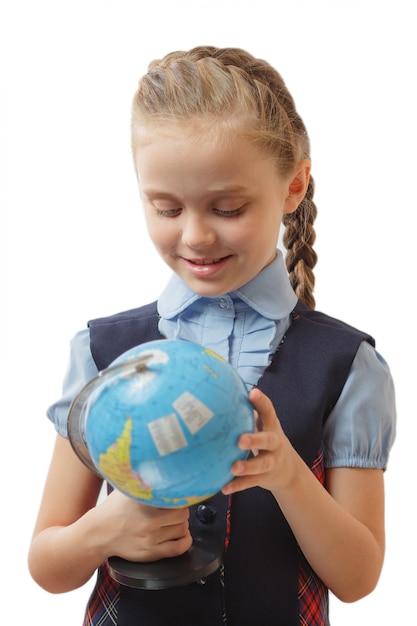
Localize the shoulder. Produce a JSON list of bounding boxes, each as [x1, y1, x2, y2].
[[293, 300, 375, 347], [88, 301, 159, 328], [88, 301, 162, 370]]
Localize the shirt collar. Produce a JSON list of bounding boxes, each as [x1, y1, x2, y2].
[[157, 250, 297, 320]]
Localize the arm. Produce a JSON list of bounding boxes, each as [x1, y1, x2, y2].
[[222, 387, 385, 602], [28, 435, 192, 593]]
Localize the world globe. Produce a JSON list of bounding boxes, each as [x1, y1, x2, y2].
[[69, 339, 254, 508]]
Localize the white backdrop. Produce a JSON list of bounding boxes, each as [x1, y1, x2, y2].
[[1, 1, 414, 624]]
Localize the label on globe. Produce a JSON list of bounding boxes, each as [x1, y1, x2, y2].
[[147, 413, 188, 456], [173, 391, 214, 435]]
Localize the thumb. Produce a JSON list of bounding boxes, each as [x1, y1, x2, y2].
[[249, 387, 282, 433]]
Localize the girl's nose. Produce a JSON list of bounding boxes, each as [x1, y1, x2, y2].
[[182, 214, 216, 249]]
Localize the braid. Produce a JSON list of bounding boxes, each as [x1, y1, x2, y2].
[[283, 177, 317, 309]]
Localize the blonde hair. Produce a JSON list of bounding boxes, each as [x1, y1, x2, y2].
[[131, 46, 317, 308]]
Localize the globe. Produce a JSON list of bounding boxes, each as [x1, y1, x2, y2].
[[81, 339, 254, 508]]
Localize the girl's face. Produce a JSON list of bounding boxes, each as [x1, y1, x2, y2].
[[135, 123, 309, 297]]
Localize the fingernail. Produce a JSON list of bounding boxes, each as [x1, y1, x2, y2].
[[240, 435, 252, 448], [234, 462, 244, 475]]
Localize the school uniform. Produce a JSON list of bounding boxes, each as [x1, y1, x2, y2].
[[48, 251, 395, 625]]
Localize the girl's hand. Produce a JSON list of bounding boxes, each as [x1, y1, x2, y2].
[[28, 435, 192, 593], [221, 387, 386, 602], [97, 490, 192, 562], [222, 387, 296, 496]]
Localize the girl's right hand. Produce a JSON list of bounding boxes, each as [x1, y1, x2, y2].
[[28, 435, 192, 593], [97, 489, 193, 562]]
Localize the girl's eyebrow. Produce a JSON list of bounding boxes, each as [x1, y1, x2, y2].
[[143, 184, 250, 197], [207, 184, 249, 194], [142, 189, 175, 198]]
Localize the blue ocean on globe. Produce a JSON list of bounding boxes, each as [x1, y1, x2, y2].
[[84, 340, 254, 508]]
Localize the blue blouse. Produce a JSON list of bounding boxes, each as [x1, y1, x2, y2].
[[48, 251, 396, 469]]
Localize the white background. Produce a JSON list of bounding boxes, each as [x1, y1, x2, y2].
[[1, 0, 415, 623]]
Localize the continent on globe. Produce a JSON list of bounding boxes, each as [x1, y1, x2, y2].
[[99, 415, 211, 506], [98, 417, 153, 501]]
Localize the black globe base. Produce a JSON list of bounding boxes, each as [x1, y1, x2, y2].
[[108, 538, 224, 589]]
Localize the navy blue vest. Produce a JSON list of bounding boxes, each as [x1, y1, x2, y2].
[[88, 300, 373, 626]]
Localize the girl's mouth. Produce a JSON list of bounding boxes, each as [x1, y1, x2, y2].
[[181, 255, 232, 277], [189, 258, 223, 265]]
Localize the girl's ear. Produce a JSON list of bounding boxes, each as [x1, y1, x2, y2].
[[284, 159, 311, 214]]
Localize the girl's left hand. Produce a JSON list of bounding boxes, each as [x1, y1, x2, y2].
[[222, 387, 297, 496], [222, 387, 386, 603]]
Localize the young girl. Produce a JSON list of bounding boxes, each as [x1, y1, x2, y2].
[[28, 46, 396, 626]]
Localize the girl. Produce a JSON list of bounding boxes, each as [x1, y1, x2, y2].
[[28, 46, 396, 626]]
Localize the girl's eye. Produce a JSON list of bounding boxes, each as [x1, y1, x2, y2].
[[213, 208, 242, 217], [155, 207, 182, 217]]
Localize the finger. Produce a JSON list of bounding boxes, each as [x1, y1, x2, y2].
[[156, 520, 191, 544], [144, 506, 190, 527], [222, 474, 260, 495], [237, 430, 279, 453], [249, 387, 284, 434], [232, 451, 274, 477], [249, 387, 274, 424], [138, 530, 193, 561]]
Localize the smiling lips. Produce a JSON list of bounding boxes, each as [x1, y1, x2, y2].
[[189, 258, 223, 265], [182, 255, 231, 276]]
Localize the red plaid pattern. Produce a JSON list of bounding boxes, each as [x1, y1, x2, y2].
[[298, 447, 330, 625], [83, 561, 120, 626]]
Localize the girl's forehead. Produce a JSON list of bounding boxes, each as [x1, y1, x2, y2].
[[133, 122, 287, 198], [133, 112, 257, 146], [134, 125, 270, 175]]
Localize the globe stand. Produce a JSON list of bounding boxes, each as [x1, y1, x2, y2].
[[108, 536, 224, 589], [67, 357, 227, 590]]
